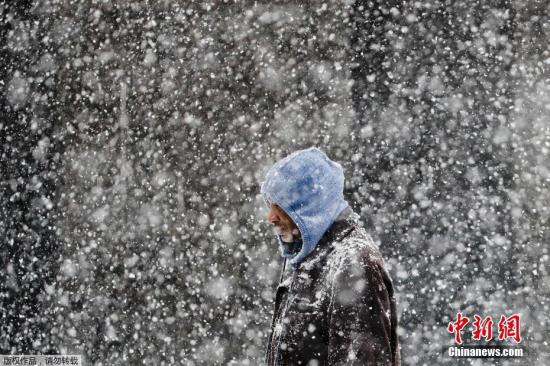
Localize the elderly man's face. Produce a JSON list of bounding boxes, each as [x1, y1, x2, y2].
[[267, 203, 300, 242]]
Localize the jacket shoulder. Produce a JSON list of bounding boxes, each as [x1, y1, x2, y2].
[[328, 224, 385, 274]]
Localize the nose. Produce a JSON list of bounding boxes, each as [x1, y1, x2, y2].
[[267, 207, 279, 224]]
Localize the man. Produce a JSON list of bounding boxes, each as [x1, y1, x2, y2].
[[260, 147, 400, 366]]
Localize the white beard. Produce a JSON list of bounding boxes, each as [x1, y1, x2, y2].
[[273, 225, 301, 242]]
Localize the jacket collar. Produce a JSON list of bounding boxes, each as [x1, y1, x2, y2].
[[319, 215, 356, 245]]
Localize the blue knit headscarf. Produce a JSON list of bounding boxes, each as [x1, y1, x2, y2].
[[261, 147, 349, 268]]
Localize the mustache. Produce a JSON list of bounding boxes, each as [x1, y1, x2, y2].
[[272, 225, 286, 236], [272, 224, 300, 237]]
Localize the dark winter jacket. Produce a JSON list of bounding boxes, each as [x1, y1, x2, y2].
[[265, 211, 400, 365]]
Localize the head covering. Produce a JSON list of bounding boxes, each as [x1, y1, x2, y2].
[[261, 147, 349, 268]]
